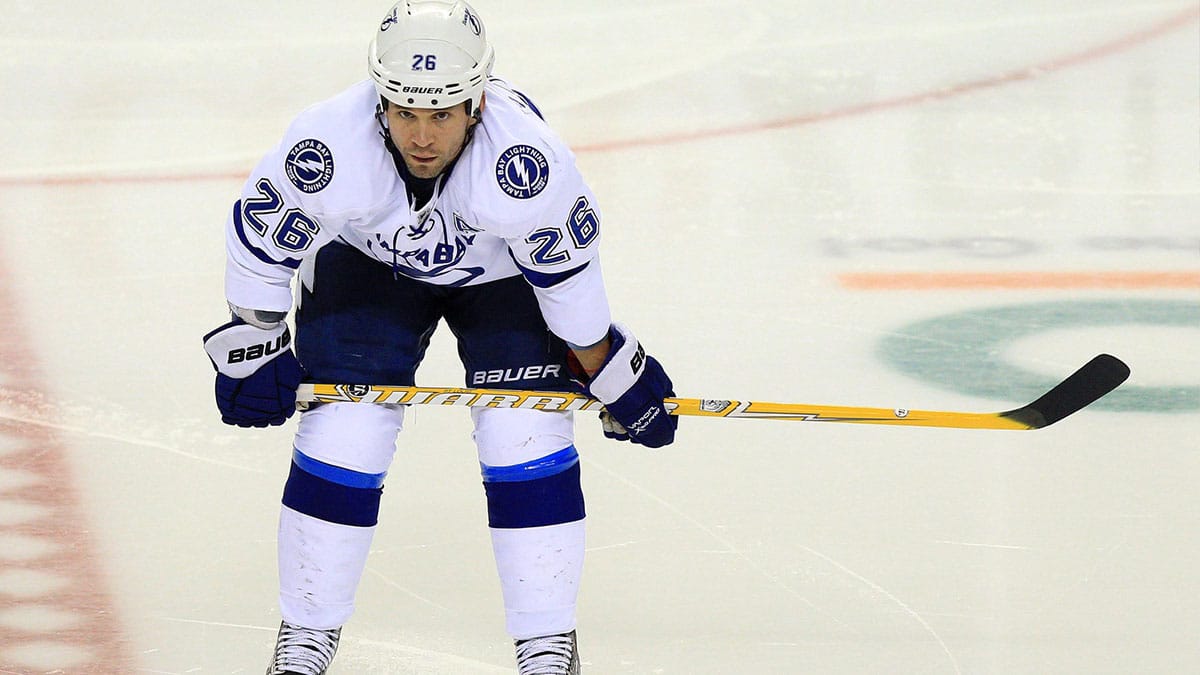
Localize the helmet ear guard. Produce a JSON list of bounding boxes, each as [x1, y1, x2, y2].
[[368, 0, 495, 116]]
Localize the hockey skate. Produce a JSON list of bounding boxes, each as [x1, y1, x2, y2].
[[265, 620, 341, 675], [514, 630, 580, 674]]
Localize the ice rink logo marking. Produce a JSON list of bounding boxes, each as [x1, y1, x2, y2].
[[496, 145, 549, 199], [285, 139, 335, 193], [879, 299, 1200, 412]]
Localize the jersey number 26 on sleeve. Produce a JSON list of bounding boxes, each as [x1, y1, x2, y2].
[[525, 196, 599, 266], [242, 178, 321, 253]]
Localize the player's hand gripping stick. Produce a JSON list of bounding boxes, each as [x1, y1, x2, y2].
[[203, 318, 304, 428], [569, 323, 677, 448]]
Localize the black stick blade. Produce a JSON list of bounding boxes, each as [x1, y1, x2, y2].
[[1000, 354, 1131, 428]]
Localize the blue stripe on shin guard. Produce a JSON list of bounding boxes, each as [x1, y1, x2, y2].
[[482, 447, 585, 529], [282, 450, 385, 527]]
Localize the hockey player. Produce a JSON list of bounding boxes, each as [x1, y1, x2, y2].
[[201, 1, 677, 673]]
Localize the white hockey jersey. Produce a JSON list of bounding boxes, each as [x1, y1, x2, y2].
[[224, 78, 611, 347]]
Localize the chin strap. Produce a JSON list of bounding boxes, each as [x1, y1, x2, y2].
[[374, 101, 408, 177]]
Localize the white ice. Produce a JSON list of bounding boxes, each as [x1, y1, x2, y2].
[[0, 1, 1197, 673]]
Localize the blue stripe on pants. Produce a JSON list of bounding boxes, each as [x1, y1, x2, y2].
[[481, 447, 585, 529], [282, 450, 385, 527]]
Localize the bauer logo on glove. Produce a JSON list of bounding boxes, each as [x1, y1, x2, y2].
[[629, 342, 645, 374], [224, 328, 291, 365], [205, 320, 295, 379]]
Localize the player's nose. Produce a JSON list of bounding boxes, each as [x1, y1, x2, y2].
[[411, 120, 434, 147]]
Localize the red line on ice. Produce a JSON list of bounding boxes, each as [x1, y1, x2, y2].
[[0, 7, 1195, 186], [0, 250, 133, 671]]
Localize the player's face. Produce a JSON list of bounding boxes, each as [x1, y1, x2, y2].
[[384, 102, 477, 179]]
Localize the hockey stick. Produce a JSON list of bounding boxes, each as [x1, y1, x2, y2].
[[295, 354, 1129, 431]]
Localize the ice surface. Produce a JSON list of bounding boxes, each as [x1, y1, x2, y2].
[[0, 1, 1197, 673]]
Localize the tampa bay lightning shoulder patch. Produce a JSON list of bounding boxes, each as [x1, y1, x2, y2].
[[495, 144, 549, 199], [285, 138, 335, 193]]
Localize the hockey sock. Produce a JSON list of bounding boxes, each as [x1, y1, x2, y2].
[[482, 447, 586, 638], [277, 450, 387, 628]]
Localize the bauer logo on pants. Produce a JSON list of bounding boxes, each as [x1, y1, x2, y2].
[[285, 138, 335, 193], [495, 145, 549, 199]]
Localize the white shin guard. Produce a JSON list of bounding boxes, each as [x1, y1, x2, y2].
[[473, 407, 585, 639], [278, 403, 403, 630], [278, 505, 376, 630], [491, 519, 586, 640]]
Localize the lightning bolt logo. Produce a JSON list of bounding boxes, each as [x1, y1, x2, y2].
[[511, 157, 532, 188], [294, 157, 325, 176], [495, 145, 549, 200], [285, 138, 335, 193]]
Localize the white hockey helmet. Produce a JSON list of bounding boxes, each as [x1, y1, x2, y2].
[[368, 0, 495, 114]]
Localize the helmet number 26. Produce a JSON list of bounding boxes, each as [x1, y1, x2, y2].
[[411, 54, 437, 71]]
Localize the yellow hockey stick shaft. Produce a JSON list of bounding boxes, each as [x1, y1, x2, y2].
[[295, 354, 1129, 431]]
